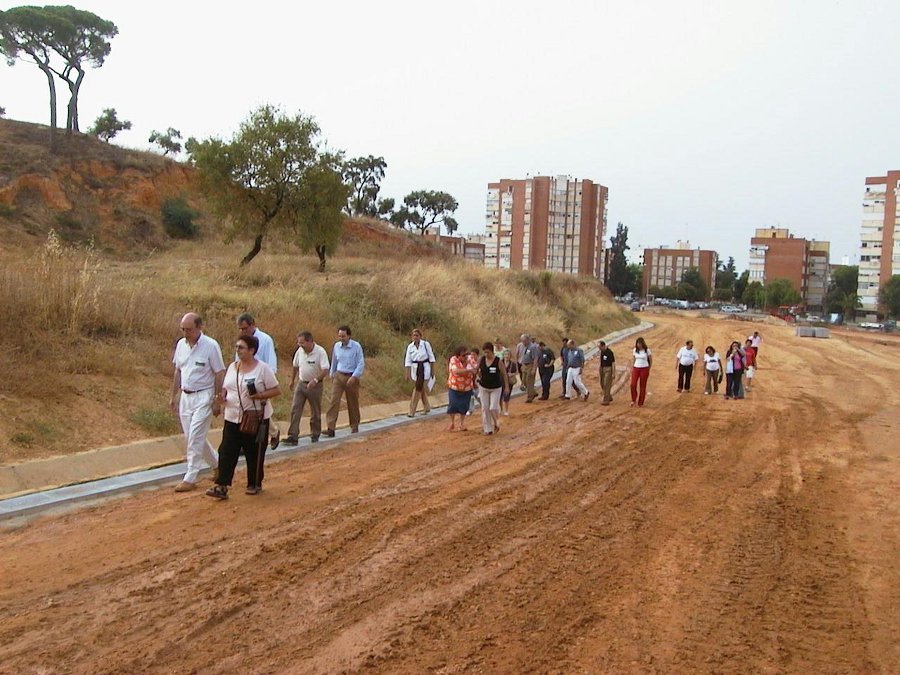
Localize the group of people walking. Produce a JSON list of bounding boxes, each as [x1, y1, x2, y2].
[[170, 311, 764, 499], [669, 330, 761, 399], [169, 313, 365, 501]]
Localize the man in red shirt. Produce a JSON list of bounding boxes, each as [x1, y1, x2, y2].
[[743, 338, 757, 391]]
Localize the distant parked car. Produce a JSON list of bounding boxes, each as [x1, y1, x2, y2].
[[859, 322, 883, 330], [630, 301, 641, 312], [719, 305, 742, 313]]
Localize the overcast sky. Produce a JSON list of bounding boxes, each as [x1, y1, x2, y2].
[[3, 0, 900, 268]]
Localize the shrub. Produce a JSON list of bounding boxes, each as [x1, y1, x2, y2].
[[0, 202, 14, 218], [161, 196, 199, 239]]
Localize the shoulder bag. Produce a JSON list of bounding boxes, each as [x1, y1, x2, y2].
[[236, 363, 264, 435]]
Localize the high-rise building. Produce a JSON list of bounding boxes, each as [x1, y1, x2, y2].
[[642, 245, 717, 299], [484, 175, 608, 277], [857, 171, 900, 316], [748, 227, 831, 309], [806, 241, 830, 311]]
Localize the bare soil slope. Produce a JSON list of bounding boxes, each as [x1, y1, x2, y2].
[[1, 304, 896, 673]]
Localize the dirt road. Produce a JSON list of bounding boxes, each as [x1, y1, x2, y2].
[[1, 314, 897, 674]]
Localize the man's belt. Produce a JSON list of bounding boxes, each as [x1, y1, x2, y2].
[[182, 387, 212, 394]]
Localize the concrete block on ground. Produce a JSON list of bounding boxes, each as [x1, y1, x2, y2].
[[796, 326, 816, 337], [814, 327, 831, 338]]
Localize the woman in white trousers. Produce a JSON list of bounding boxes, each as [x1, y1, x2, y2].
[[476, 342, 509, 435]]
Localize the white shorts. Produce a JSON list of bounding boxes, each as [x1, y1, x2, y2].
[[746, 366, 755, 378]]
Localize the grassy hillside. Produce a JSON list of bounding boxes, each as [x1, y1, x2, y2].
[[0, 118, 636, 463]]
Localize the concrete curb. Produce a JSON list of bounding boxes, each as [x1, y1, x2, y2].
[[0, 321, 652, 522]]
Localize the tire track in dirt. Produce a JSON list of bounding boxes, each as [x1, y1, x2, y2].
[[0, 315, 897, 674]]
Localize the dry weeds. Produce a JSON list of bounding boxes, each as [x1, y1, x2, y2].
[[0, 232, 635, 460]]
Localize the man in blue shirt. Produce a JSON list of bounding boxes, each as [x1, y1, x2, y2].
[[325, 325, 365, 436], [564, 339, 590, 401]]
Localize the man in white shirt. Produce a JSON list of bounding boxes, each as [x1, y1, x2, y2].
[[169, 312, 225, 492], [237, 312, 280, 447], [405, 328, 436, 416], [675, 339, 699, 393], [286, 331, 330, 444]]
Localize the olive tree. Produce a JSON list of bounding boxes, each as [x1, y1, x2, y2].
[[187, 104, 347, 267]]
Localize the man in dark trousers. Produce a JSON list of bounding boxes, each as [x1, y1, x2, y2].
[[559, 337, 570, 399], [537, 341, 555, 400], [598, 340, 616, 405]]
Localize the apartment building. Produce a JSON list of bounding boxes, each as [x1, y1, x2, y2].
[[464, 234, 486, 265], [642, 245, 717, 299], [806, 241, 830, 310], [484, 175, 608, 277], [749, 227, 831, 309], [424, 229, 486, 264], [857, 170, 900, 316]]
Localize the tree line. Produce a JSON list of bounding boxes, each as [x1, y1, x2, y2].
[[2, 5, 460, 272], [602, 224, 900, 319]]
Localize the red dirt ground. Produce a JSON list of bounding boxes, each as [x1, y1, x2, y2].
[[0, 314, 897, 674]]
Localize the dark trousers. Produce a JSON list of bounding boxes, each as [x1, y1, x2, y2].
[[217, 419, 269, 488], [561, 366, 569, 396], [539, 366, 554, 399], [677, 364, 694, 391], [729, 370, 743, 398]]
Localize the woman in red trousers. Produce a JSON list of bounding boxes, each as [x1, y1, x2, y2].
[[630, 337, 652, 407]]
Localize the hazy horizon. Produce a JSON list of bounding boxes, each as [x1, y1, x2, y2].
[[3, 0, 900, 270]]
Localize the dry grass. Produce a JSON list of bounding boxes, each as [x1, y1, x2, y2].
[[0, 228, 635, 460]]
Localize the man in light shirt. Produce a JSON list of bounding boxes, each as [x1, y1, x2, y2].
[[564, 339, 590, 401], [519, 334, 542, 403], [405, 328, 436, 416], [675, 339, 699, 393], [237, 312, 280, 447], [325, 325, 365, 436], [169, 312, 224, 492], [236, 313, 277, 371], [286, 331, 330, 444]]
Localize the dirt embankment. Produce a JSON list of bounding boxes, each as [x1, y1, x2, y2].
[[0, 314, 896, 673]]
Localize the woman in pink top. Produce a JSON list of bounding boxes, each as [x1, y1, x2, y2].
[[446, 345, 476, 431]]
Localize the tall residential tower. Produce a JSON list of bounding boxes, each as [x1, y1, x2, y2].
[[857, 171, 900, 316], [484, 175, 608, 277]]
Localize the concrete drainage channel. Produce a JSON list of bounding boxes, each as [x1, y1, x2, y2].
[[0, 321, 653, 523]]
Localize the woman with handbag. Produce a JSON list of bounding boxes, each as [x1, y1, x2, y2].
[[207, 334, 281, 500]]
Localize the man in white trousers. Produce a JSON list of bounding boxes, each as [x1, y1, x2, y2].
[[564, 339, 590, 401], [169, 313, 225, 492]]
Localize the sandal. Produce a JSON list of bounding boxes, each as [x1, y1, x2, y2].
[[205, 485, 228, 500], [245, 486, 260, 495]]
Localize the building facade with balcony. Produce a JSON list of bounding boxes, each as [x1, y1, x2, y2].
[[483, 175, 608, 277], [749, 227, 831, 310], [641, 245, 717, 299], [857, 171, 900, 317]]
